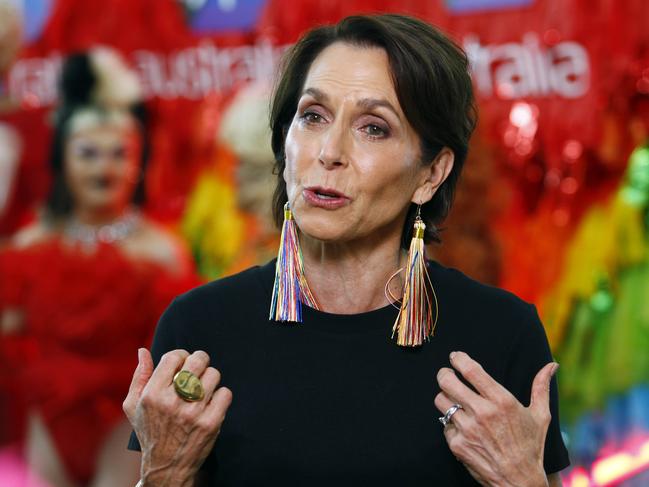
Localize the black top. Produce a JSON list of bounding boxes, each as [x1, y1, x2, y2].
[[129, 259, 570, 486]]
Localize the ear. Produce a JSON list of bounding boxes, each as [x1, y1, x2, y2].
[[411, 148, 454, 205]]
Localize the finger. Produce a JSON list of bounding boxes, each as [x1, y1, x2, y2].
[[435, 391, 468, 429], [449, 351, 509, 400], [123, 348, 154, 417], [529, 362, 558, 418], [203, 386, 233, 426], [437, 367, 483, 412], [434, 390, 457, 414], [442, 416, 460, 443], [129, 348, 154, 397], [180, 350, 211, 378], [146, 349, 190, 390], [200, 367, 222, 401]]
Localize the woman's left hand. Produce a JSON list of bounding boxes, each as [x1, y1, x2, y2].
[[435, 351, 558, 487]]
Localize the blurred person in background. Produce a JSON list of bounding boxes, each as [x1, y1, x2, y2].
[[0, 0, 21, 111], [182, 82, 281, 280], [0, 48, 197, 487], [0, 0, 27, 472], [0, 0, 23, 240]]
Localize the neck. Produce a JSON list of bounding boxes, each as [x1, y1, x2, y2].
[[300, 230, 407, 314]]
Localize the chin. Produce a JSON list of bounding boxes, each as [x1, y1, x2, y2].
[[295, 211, 349, 243], [87, 197, 114, 210], [85, 189, 127, 210], [77, 197, 119, 215]]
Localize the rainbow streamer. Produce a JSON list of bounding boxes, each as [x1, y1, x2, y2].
[[269, 203, 318, 322], [392, 217, 438, 346]]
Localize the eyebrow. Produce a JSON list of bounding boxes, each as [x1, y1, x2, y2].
[[301, 87, 402, 122]]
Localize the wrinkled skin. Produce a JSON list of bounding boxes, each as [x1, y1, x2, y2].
[[123, 349, 232, 486], [435, 351, 561, 486]]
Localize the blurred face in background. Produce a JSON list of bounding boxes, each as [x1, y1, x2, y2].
[[64, 122, 142, 217]]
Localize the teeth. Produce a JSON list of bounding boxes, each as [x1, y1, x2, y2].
[[315, 191, 338, 200]]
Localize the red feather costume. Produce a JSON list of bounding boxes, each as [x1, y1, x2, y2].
[[0, 238, 198, 483]]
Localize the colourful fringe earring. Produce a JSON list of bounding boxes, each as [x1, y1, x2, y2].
[[391, 208, 438, 346], [269, 202, 319, 322]]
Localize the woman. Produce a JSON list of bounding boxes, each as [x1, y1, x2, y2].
[[0, 48, 196, 486], [124, 14, 569, 486]]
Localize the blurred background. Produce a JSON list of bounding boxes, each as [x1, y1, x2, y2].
[[0, 0, 648, 486]]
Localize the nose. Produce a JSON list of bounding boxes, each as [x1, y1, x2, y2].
[[92, 154, 115, 175], [318, 121, 349, 169]]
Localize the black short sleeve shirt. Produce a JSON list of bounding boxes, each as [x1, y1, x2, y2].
[[129, 260, 569, 486]]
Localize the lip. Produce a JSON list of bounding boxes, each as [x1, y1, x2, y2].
[[91, 177, 115, 190], [303, 186, 351, 210]]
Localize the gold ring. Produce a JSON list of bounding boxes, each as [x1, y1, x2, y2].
[[173, 370, 204, 402]]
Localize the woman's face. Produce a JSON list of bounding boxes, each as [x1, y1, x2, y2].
[[64, 124, 141, 216], [284, 42, 449, 245]]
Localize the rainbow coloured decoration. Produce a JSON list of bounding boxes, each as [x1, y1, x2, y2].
[[392, 217, 439, 347], [269, 203, 318, 322]]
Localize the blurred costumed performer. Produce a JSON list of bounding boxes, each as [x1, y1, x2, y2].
[[182, 82, 280, 279], [0, 0, 22, 238], [0, 0, 23, 459], [0, 48, 198, 487]]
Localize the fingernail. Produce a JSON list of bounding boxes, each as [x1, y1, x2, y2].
[[137, 348, 144, 365], [551, 362, 560, 376], [449, 351, 457, 361]]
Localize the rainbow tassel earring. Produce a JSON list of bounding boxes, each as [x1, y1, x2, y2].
[[391, 208, 438, 346], [269, 202, 319, 322]]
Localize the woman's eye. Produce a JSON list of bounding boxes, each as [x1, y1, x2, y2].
[[112, 147, 127, 159], [301, 111, 324, 124], [76, 147, 99, 161], [363, 124, 388, 138]]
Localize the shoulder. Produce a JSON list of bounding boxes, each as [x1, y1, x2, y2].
[[429, 260, 546, 358], [124, 218, 192, 275], [430, 260, 534, 322], [163, 260, 272, 322], [174, 261, 272, 311], [11, 221, 55, 249], [155, 261, 273, 347], [430, 261, 555, 397]]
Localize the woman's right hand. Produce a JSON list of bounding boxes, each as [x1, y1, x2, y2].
[[123, 348, 233, 487]]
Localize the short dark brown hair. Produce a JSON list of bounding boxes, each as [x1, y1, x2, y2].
[[270, 14, 477, 247]]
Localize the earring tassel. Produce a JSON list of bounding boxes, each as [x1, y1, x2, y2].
[[269, 203, 318, 322], [392, 217, 438, 346]]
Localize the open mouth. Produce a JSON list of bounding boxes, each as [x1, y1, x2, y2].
[[313, 188, 342, 199], [303, 186, 350, 209], [91, 176, 115, 190], [307, 186, 347, 198]]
